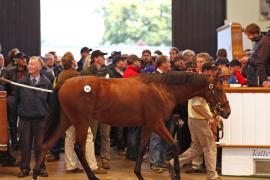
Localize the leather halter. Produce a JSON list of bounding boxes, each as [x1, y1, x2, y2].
[[206, 83, 229, 115]]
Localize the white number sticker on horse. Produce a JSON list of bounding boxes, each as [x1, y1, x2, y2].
[[84, 85, 91, 93]]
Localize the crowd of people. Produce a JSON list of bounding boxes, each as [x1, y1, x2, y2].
[[0, 22, 270, 179]]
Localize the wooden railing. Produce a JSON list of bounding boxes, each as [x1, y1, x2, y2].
[[225, 87, 270, 93], [0, 91, 8, 152]]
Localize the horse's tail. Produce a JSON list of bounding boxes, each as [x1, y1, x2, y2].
[[42, 85, 62, 143]]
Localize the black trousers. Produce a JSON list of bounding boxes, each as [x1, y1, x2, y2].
[[126, 126, 141, 161], [18, 119, 45, 170], [50, 138, 63, 158], [110, 127, 125, 150]]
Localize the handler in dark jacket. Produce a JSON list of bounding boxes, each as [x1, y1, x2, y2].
[[15, 57, 52, 178], [253, 31, 270, 87]]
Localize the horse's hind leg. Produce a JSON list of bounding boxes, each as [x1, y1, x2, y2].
[[134, 127, 151, 180], [32, 111, 71, 180], [154, 124, 181, 180], [74, 124, 99, 180]]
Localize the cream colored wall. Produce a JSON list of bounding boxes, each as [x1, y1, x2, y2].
[[226, 0, 270, 31]]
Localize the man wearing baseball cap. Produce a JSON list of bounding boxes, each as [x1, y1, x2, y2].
[[109, 55, 127, 78], [80, 50, 111, 169], [169, 62, 220, 180], [77, 47, 92, 72]]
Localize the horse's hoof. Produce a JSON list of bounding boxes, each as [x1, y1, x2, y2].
[[134, 173, 144, 180], [88, 175, 100, 180]]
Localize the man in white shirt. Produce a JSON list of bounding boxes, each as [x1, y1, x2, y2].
[[170, 62, 220, 180]]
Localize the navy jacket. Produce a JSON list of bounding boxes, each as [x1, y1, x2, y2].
[[15, 75, 52, 120]]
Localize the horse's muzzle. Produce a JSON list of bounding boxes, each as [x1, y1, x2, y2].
[[220, 111, 230, 119]]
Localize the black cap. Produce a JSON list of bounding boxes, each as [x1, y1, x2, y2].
[[14, 52, 29, 59], [91, 50, 107, 61], [80, 47, 92, 54], [154, 50, 163, 56], [112, 55, 126, 64], [215, 58, 228, 66], [230, 59, 241, 67], [185, 62, 195, 70], [202, 62, 218, 72], [109, 51, 121, 59]]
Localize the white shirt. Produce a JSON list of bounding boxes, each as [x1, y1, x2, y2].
[[30, 75, 41, 85]]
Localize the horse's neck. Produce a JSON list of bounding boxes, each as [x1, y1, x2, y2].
[[169, 84, 205, 104]]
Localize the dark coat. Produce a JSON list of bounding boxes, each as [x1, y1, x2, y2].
[[80, 64, 109, 78], [254, 31, 270, 84], [109, 67, 123, 78], [2, 66, 28, 95], [41, 67, 55, 84], [15, 75, 52, 120], [77, 58, 85, 72], [53, 64, 63, 77]]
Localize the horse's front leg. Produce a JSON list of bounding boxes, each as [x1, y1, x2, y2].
[[134, 127, 151, 180]]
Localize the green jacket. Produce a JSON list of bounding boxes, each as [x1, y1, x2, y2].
[[80, 64, 109, 78]]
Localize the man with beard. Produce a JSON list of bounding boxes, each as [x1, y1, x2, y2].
[[241, 23, 262, 86], [141, 50, 156, 74]]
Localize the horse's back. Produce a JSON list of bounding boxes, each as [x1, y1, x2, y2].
[[58, 75, 174, 127]]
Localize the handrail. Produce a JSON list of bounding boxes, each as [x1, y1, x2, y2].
[[225, 87, 270, 93]]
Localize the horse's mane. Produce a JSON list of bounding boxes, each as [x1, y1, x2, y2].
[[135, 71, 209, 86]]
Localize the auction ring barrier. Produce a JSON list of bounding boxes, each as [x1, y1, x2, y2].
[[0, 91, 8, 152]]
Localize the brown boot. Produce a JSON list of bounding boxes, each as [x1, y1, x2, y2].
[[93, 167, 107, 174], [102, 159, 110, 169]]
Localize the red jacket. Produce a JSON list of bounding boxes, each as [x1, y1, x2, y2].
[[123, 66, 140, 78], [234, 70, 247, 85]]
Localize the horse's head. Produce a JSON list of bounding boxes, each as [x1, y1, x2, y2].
[[203, 76, 231, 119]]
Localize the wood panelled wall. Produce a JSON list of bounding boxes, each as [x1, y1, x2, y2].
[[0, 0, 40, 58], [172, 0, 226, 57]]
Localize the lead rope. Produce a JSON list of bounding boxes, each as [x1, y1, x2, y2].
[[210, 105, 224, 140]]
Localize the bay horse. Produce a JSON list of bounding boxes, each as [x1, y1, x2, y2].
[[33, 71, 230, 180]]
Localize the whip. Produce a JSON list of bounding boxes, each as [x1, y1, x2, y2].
[[0, 78, 53, 93]]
